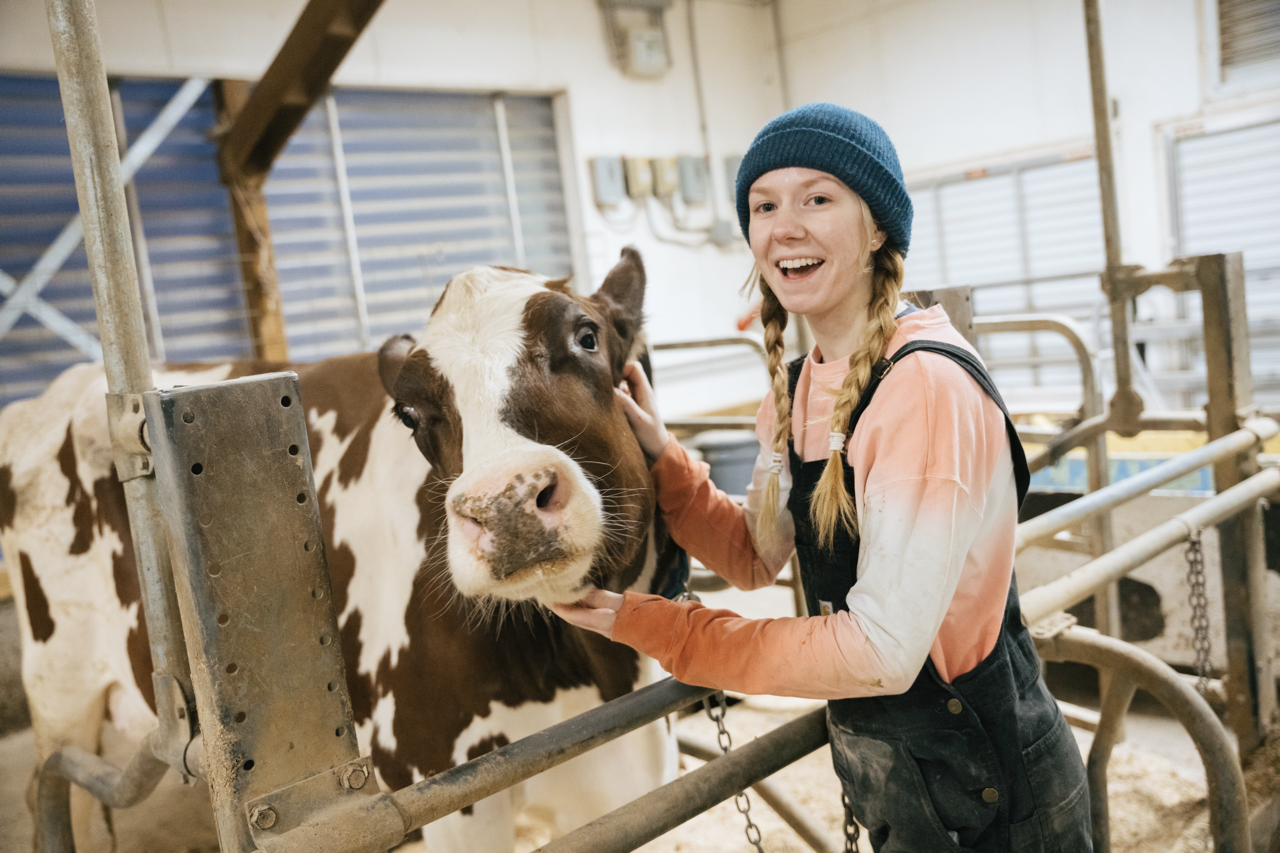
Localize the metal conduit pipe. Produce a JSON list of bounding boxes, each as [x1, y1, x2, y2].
[[537, 709, 829, 853], [973, 314, 1100, 417], [1036, 627, 1250, 852], [1021, 466, 1280, 625], [678, 732, 840, 853], [1017, 417, 1279, 552]]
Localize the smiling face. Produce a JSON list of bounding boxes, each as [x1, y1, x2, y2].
[[747, 167, 886, 329]]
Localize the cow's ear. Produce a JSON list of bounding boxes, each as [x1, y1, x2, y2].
[[379, 334, 415, 395], [595, 247, 645, 326]]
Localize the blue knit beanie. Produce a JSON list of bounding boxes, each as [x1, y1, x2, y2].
[[735, 103, 912, 255]]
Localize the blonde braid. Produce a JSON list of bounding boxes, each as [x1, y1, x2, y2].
[[754, 273, 792, 552], [810, 235, 907, 549]]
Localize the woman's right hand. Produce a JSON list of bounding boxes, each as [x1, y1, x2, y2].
[[616, 361, 670, 461]]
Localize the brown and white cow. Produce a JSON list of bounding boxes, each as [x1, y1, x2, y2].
[[0, 248, 682, 852]]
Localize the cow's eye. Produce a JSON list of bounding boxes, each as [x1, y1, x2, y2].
[[394, 404, 419, 429], [575, 326, 598, 352]]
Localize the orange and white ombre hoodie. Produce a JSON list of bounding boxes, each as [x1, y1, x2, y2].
[[612, 305, 1020, 699]]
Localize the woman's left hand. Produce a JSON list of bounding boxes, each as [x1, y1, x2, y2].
[[548, 588, 624, 639]]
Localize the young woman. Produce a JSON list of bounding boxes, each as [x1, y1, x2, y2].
[[552, 103, 1091, 852]]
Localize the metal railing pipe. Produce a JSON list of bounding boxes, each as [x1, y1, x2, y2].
[[652, 335, 768, 361], [35, 730, 171, 852], [1036, 627, 1250, 852], [1027, 409, 1210, 473], [537, 708, 829, 853], [255, 678, 716, 853], [393, 678, 714, 835], [1021, 466, 1280, 624], [974, 314, 1100, 416], [1017, 418, 1279, 552]]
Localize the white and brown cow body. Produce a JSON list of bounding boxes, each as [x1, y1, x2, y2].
[[0, 249, 681, 851]]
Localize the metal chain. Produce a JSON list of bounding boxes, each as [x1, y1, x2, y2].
[[704, 693, 765, 853], [1185, 530, 1212, 697], [841, 792, 862, 852]]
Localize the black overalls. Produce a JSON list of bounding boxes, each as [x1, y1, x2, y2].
[[784, 335, 1091, 852]]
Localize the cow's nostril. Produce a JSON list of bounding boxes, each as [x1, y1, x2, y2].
[[536, 481, 556, 510]]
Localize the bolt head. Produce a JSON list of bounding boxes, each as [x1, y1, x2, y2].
[[342, 765, 368, 790], [250, 804, 277, 830]]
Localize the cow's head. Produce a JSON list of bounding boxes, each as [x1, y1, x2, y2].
[[378, 248, 652, 607]]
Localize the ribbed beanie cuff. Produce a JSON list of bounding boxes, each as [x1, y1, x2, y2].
[[735, 104, 912, 255]]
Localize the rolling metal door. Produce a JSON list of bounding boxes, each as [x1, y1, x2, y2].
[[0, 74, 91, 409], [266, 89, 573, 360], [0, 74, 249, 412], [1174, 118, 1280, 407]]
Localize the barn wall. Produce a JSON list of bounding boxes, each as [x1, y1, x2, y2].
[[0, 0, 783, 417], [775, 0, 1202, 271]]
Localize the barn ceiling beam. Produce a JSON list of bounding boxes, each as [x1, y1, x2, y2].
[[218, 0, 386, 183]]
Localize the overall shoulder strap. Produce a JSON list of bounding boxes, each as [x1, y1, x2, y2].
[[785, 355, 806, 417], [846, 340, 1031, 508]]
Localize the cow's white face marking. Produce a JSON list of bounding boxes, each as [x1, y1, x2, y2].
[[422, 267, 605, 605]]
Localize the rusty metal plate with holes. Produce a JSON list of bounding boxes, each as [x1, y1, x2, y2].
[[144, 373, 362, 853]]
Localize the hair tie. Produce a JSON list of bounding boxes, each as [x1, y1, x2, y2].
[[829, 431, 846, 453], [768, 452, 784, 475]]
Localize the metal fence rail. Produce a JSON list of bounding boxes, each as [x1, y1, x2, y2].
[[1021, 464, 1280, 624], [1035, 626, 1249, 853], [1016, 417, 1279, 552], [538, 709, 829, 853]]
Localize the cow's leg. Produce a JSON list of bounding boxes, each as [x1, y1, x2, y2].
[[521, 715, 678, 837], [416, 789, 520, 853]]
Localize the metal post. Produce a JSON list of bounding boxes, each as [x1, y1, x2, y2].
[[1199, 251, 1275, 751], [493, 94, 527, 269], [324, 93, 370, 350], [43, 0, 192, 694], [109, 81, 166, 362], [1083, 0, 1144, 430]]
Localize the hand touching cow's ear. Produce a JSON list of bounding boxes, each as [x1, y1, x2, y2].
[[378, 333, 415, 396], [591, 247, 646, 383]]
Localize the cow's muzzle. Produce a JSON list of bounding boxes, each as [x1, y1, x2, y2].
[[451, 465, 575, 579]]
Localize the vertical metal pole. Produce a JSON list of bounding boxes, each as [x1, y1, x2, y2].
[[1200, 251, 1272, 753], [109, 81, 166, 363], [492, 95, 527, 269], [44, 0, 192, 694], [324, 93, 370, 351], [1011, 168, 1041, 385], [1083, 0, 1143, 428]]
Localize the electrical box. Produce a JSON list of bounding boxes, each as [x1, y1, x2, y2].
[[624, 157, 652, 199], [652, 157, 679, 199], [624, 26, 668, 78], [723, 154, 743, 204], [677, 155, 708, 204], [590, 156, 626, 207]]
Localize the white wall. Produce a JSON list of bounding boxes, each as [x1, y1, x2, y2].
[[0, 0, 783, 416], [774, 0, 1278, 274]]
